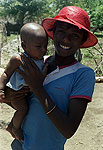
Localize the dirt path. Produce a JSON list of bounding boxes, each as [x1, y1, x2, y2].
[[0, 83, 103, 150], [65, 83, 103, 150]]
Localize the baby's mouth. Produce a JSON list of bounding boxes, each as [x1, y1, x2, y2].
[[60, 44, 70, 50]]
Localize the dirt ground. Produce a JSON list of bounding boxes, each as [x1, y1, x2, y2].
[[65, 83, 103, 150], [0, 83, 103, 150]]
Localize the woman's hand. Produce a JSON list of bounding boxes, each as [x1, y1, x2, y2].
[[16, 54, 48, 92], [4, 86, 30, 103]]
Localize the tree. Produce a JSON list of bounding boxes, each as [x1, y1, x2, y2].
[[90, 5, 103, 32], [0, 0, 47, 25], [1, 0, 103, 32]]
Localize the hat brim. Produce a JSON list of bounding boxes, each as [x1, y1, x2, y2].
[[42, 17, 98, 48]]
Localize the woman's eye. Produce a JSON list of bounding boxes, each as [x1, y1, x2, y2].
[[72, 34, 79, 38], [56, 29, 63, 33], [36, 46, 41, 48]]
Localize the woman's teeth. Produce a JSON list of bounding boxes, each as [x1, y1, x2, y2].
[[60, 44, 70, 49]]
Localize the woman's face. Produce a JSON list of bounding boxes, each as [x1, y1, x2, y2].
[[53, 22, 84, 57]]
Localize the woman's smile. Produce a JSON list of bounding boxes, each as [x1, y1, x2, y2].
[[59, 44, 70, 50]]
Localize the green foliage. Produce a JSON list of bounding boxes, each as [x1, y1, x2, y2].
[[90, 5, 103, 31], [0, 0, 48, 25], [0, 0, 103, 31], [81, 34, 103, 76]]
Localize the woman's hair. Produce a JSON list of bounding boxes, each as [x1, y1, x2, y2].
[[48, 21, 88, 43]]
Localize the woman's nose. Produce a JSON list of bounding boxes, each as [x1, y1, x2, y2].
[[63, 36, 70, 44]]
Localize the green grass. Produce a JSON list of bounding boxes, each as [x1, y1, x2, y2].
[[0, 33, 18, 48], [7, 34, 18, 43]]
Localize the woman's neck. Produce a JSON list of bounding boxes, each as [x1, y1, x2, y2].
[[54, 53, 76, 67], [46, 53, 77, 74]]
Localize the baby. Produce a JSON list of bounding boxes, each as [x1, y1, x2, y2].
[[0, 23, 48, 140]]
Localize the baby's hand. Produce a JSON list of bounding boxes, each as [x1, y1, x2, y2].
[[0, 90, 5, 103]]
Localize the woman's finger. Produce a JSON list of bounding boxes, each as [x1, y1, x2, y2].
[[17, 56, 28, 71], [20, 54, 34, 69], [42, 63, 48, 78], [28, 57, 39, 70], [16, 68, 26, 78], [4, 86, 30, 102], [20, 54, 39, 71]]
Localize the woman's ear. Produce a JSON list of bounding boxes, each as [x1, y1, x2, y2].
[[21, 41, 26, 50]]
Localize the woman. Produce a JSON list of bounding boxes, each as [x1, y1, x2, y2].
[[4, 6, 98, 150]]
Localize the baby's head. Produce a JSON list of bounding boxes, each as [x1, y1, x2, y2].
[[20, 23, 48, 60]]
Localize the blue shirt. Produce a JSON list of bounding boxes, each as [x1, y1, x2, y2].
[[22, 61, 95, 150]]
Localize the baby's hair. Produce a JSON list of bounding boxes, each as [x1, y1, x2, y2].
[[20, 23, 48, 42], [48, 21, 88, 43]]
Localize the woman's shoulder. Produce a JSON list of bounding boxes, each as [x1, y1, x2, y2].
[[77, 62, 94, 71], [76, 62, 95, 78]]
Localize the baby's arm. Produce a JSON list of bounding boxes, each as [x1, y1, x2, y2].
[[0, 54, 21, 102]]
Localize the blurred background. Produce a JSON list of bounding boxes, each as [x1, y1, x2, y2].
[[0, 0, 103, 76]]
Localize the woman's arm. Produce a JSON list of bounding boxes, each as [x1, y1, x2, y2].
[[32, 87, 88, 139], [16, 54, 88, 139]]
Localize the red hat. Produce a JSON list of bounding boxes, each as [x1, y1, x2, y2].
[[42, 6, 98, 48]]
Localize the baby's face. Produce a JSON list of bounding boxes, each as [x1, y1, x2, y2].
[[25, 34, 48, 60]]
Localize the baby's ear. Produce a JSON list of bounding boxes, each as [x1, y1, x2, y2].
[[21, 41, 26, 50]]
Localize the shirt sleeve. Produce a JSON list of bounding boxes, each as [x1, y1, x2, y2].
[[70, 68, 95, 102]]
